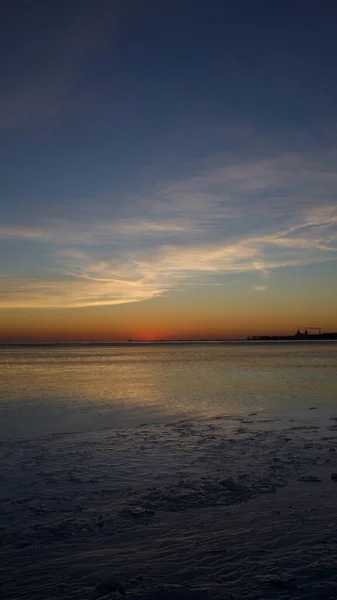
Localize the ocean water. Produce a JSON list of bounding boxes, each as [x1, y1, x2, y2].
[[1, 342, 336, 441], [2, 342, 337, 600]]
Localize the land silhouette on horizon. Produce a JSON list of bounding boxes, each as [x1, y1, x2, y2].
[[248, 330, 337, 341], [1, 330, 337, 346]]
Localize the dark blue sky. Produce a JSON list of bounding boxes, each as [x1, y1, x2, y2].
[[1, 0, 336, 213]]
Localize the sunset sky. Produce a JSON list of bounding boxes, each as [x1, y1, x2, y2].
[[1, 0, 337, 341]]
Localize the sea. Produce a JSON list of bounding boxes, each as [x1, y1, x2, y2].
[[2, 341, 337, 599], [1, 341, 336, 441]]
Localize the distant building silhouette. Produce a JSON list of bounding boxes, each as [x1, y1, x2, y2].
[[249, 328, 337, 341]]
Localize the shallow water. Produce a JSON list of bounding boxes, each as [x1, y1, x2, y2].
[[0, 342, 336, 440], [2, 401, 337, 600]]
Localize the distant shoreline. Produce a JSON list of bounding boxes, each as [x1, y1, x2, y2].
[[1, 336, 337, 347], [247, 333, 337, 341]]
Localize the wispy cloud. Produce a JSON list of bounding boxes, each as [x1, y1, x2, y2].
[[0, 225, 53, 240], [1, 220, 336, 308], [0, 219, 195, 244], [0, 275, 165, 309], [1, 150, 337, 308], [253, 285, 267, 292]]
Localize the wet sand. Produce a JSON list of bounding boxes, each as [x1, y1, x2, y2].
[[1, 409, 337, 599]]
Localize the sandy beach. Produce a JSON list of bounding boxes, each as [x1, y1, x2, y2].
[[2, 407, 337, 599]]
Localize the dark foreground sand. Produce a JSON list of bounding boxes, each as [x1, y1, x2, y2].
[[1, 410, 337, 599]]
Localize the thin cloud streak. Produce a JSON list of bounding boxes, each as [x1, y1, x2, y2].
[[0, 220, 196, 246]]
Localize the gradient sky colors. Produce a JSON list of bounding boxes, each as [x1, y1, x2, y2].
[[1, 0, 337, 341]]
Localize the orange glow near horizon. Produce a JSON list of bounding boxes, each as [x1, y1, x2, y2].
[[1, 292, 336, 343], [1, 271, 337, 343]]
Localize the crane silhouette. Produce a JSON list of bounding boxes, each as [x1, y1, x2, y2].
[[306, 327, 321, 335]]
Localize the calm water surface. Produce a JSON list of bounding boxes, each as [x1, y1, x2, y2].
[[0, 343, 336, 440]]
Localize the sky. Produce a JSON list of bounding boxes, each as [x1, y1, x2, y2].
[[0, 0, 337, 341]]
